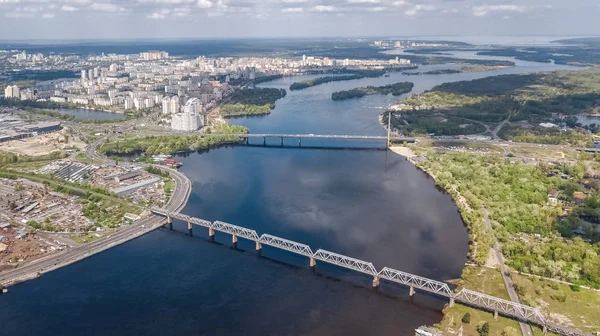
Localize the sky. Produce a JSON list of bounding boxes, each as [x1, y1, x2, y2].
[[0, 0, 599, 40]]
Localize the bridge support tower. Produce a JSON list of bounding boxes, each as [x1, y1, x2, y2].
[[449, 297, 455, 308], [372, 275, 380, 288], [280, 137, 284, 147], [309, 256, 316, 269], [256, 241, 262, 255], [409, 286, 415, 297], [187, 221, 192, 236], [167, 216, 172, 230], [263, 137, 266, 146], [493, 310, 498, 320], [209, 227, 215, 241]]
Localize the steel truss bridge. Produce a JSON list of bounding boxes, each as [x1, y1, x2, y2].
[[151, 207, 590, 336]]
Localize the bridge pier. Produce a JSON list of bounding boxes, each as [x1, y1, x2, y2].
[[255, 241, 262, 251], [542, 325, 547, 335], [232, 234, 238, 243], [209, 227, 215, 241], [409, 286, 415, 297], [167, 216, 172, 230], [372, 275, 380, 288], [246, 137, 249, 145], [309, 256, 316, 268], [187, 221, 192, 236], [299, 137, 302, 147], [448, 297, 455, 307], [263, 137, 266, 146], [280, 137, 283, 147], [493, 310, 498, 320]]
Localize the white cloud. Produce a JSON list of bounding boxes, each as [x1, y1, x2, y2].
[[473, 4, 526, 17], [90, 2, 121, 12], [61, 5, 79, 11], [42, 12, 54, 18], [63, 0, 91, 4], [314, 5, 333, 12], [197, 0, 212, 8], [405, 4, 435, 16], [348, 0, 380, 3], [148, 8, 171, 18], [281, 7, 302, 13]]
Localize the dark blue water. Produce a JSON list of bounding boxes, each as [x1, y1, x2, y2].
[[0, 53, 575, 335], [56, 108, 127, 120]]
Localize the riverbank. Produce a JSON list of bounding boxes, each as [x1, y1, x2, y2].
[[390, 144, 600, 335]]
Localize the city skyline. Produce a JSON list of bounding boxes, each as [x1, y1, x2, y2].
[[0, 0, 599, 40]]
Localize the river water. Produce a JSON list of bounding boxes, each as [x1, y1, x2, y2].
[[0, 52, 576, 336], [55, 108, 127, 121]]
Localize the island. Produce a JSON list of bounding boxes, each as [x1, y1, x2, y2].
[[331, 82, 414, 101], [403, 65, 513, 76], [220, 87, 287, 117], [289, 69, 386, 90]]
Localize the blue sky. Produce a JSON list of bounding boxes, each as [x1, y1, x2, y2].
[[0, 0, 598, 40]]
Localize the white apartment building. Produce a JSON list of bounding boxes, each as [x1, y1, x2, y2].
[[4, 85, 20, 98], [171, 98, 203, 131]]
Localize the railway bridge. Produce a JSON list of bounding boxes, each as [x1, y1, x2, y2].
[[151, 207, 591, 336]]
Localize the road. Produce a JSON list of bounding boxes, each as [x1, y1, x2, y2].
[[0, 139, 191, 287], [483, 209, 533, 336]]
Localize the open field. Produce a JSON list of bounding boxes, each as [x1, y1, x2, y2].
[[512, 274, 600, 333]]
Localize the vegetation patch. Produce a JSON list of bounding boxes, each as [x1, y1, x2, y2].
[[331, 81, 413, 100], [220, 87, 287, 117], [100, 124, 248, 156], [289, 69, 386, 90]]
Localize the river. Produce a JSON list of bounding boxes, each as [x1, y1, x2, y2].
[[0, 51, 576, 336], [55, 108, 127, 121]]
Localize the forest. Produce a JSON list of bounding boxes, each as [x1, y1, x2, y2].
[[394, 68, 600, 141], [100, 124, 248, 156], [289, 70, 386, 90], [331, 81, 413, 101], [418, 152, 600, 288], [220, 87, 286, 116]]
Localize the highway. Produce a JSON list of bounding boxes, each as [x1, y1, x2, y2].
[[0, 139, 191, 287]]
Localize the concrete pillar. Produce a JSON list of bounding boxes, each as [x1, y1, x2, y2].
[[409, 286, 415, 297], [372, 276, 380, 288], [493, 310, 498, 320], [542, 325, 547, 335], [448, 297, 455, 307], [168, 222, 173, 230], [246, 137, 249, 145], [187, 221, 192, 235], [255, 241, 262, 251], [309, 257, 316, 268], [232, 234, 238, 243], [299, 137, 302, 147], [263, 137, 266, 146], [280, 137, 283, 146], [209, 227, 215, 238]]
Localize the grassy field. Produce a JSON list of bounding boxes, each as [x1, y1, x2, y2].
[[438, 266, 522, 335], [512, 274, 600, 333], [509, 146, 580, 161]]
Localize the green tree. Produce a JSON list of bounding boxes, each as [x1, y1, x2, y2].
[[461, 312, 471, 324], [477, 322, 490, 336]]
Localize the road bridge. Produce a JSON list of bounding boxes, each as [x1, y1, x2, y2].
[[151, 207, 592, 336], [206, 133, 416, 147]]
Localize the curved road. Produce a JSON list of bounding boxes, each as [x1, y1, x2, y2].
[[0, 138, 191, 287]]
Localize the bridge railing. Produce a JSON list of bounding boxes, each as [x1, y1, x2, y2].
[[212, 221, 259, 241], [259, 234, 313, 257], [454, 288, 544, 323], [313, 249, 377, 275], [149, 207, 591, 335], [378, 267, 453, 297]]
